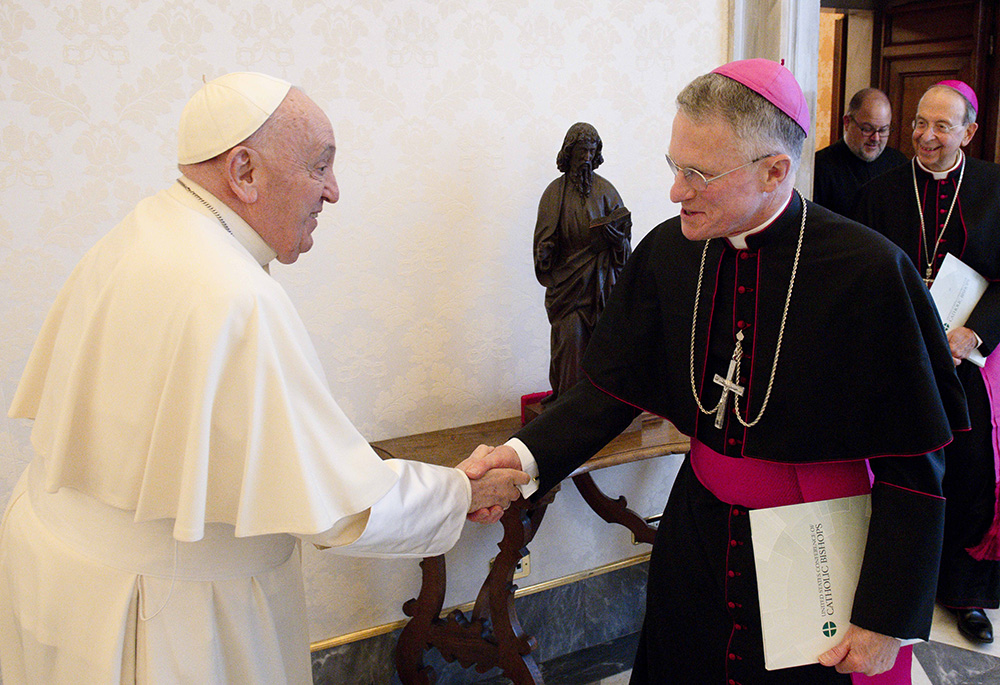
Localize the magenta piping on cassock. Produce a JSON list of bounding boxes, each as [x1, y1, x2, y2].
[[583, 371, 957, 464]]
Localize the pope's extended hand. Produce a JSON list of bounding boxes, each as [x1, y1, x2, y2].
[[458, 444, 527, 524], [818, 624, 900, 676]]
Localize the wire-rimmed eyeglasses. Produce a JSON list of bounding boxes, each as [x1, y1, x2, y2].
[[911, 118, 965, 135], [664, 153, 772, 191]]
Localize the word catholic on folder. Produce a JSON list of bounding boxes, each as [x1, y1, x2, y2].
[[749, 494, 871, 670]]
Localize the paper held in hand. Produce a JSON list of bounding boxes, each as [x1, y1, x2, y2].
[[749, 494, 871, 670], [929, 253, 988, 367]]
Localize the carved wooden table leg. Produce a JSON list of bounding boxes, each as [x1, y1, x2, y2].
[[572, 472, 657, 545], [396, 555, 447, 684], [477, 493, 552, 683], [395, 489, 557, 684]]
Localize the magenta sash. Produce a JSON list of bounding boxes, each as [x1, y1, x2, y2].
[[690, 438, 872, 508], [690, 439, 913, 685], [967, 348, 1000, 561]]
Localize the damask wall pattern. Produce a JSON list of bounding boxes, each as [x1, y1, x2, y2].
[[0, 0, 727, 642]]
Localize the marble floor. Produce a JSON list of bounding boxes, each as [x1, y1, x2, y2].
[[911, 605, 1000, 684], [564, 607, 1000, 685]]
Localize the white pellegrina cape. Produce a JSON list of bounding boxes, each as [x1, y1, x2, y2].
[[0, 179, 470, 683]]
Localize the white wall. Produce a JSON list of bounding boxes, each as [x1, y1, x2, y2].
[[0, 0, 728, 642]]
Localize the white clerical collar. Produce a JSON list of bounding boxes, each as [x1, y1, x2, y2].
[[726, 193, 793, 250], [175, 176, 277, 267], [916, 150, 964, 180]]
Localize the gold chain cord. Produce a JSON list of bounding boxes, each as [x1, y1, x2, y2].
[[688, 191, 807, 429]]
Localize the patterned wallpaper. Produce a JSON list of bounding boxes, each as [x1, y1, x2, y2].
[[0, 0, 728, 641]]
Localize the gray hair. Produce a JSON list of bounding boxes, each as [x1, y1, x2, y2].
[[676, 73, 805, 167]]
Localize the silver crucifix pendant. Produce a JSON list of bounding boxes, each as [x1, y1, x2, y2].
[[712, 331, 745, 429]]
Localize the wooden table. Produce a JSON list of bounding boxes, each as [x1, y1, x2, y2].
[[375, 413, 689, 684]]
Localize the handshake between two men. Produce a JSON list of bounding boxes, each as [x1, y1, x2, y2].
[[459, 444, 531, 524]]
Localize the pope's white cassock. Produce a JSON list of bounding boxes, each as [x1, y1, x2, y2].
[[0, 176, 471, 684]]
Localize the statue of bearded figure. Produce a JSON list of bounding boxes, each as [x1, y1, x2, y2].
[[534, 122, 632, 403]]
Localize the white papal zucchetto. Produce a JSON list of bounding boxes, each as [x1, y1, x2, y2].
[[177, 72, 292, 165]]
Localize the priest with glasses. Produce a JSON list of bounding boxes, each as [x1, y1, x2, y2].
[[813, 87, 908, 217]]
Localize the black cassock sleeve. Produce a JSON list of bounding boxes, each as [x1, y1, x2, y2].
[[514, 379, 640, 496], [851, 451, 946, 639]]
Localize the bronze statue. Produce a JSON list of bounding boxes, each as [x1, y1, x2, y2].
[[534, 123, 631, 402]]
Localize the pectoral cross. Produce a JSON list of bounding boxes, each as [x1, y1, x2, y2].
[[712, 331, 745, 429]]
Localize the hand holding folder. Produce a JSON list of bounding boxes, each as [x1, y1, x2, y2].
[[929, 253, 988, 367]]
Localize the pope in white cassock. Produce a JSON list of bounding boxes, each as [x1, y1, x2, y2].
[[0, 72, 527, 684]]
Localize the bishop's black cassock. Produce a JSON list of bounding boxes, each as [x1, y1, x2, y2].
[[516, 192, 967, 684], [812, 139, 908, 218], [857, 156, 1000, 612]]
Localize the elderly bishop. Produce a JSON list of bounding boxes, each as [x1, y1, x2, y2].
[[0, 72, 526, 684], [857, 80, 1000, 646]]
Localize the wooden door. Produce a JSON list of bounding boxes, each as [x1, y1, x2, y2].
[[875, 0, 998, 161]]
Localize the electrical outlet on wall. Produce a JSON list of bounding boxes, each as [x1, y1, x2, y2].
[[490, 553, 531, 579], [514, 554, 530, 579], [632, 514, 662, 545]]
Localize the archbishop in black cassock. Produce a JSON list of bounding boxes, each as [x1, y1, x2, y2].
[[519, 192, 965, 684], [475, 60, 969, 684], [856, 80, 1000, 643]]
